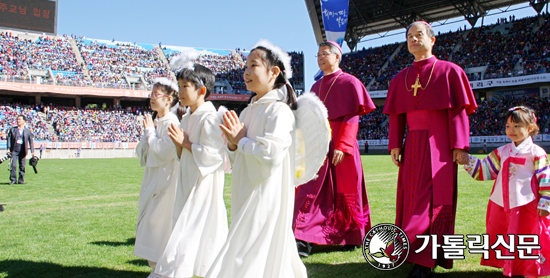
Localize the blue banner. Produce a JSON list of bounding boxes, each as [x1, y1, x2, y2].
[[315, 0, 349, 80], [320, 0, 349, 46]]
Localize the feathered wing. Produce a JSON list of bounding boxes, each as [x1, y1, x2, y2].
[[294, 92, 331, 187], [217, 105, 228, 123], [170, 50, 200, 71], [217, 105, 232, 174]]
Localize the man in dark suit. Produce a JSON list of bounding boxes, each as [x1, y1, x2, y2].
[[7, 115, 34, 185]]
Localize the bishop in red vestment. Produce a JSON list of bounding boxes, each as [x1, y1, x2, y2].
[[293, 41, 376, 256], [383, 22, 477, 277]]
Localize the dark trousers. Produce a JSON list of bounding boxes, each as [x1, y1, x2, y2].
[[10, 151, 25, 183]]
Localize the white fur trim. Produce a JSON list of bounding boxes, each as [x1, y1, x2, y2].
[[253, 39, 293, 80], [152, 77, 179, 92], [170, 50, 200, 71]]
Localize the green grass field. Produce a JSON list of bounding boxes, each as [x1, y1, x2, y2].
[[0, 155, 533, 277]]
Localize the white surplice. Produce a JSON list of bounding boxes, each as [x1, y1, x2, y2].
[[205, 89, 307, 278], [154, 101, 228, 278], [134, 112, 180, 263]]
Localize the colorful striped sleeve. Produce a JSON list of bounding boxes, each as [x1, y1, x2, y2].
[[535, 153, 550, 213], [464, 150, 501, 181]]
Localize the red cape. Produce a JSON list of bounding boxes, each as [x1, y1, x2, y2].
[[312, 69, 376, 119], [383, 56, 477, 115]]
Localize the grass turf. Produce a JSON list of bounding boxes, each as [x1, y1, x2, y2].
[[0, 155, 530, 277]]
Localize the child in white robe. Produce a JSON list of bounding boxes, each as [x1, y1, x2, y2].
[[152, 63, 228, 278], [135, 78, 181, 271], [207, 41, 307, 278]]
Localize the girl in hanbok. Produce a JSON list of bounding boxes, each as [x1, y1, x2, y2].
[[134, 78, 181, 273], [463, 106, 550, 277], [206, 40, 308, 278]]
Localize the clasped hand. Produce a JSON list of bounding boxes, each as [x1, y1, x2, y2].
[[167, 123, 191, 149], [143, 114, 154, 129], [219, 111, 246, 151]]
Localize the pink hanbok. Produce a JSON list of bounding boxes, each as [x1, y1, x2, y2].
[[465, 136, 550, 277]]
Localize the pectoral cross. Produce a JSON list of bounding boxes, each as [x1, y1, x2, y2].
[[411, 75, 421, 96]]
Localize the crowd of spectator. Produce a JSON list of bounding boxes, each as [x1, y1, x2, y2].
[[455, 16, 537, 79], [0, 103, 54, 141], [289, 51, 305, 83], [522, 13, 550, 75], [0, 32, 84, 84], [0, 103, 144, 143], [354, 95, 550, 141], [371, 46, 413, 91], [469, 96, 550, 136], [48, 107, 142, 142], [342, 43, 398, 89], [5, 12, 550, 96], [166, 50, 249, 93], [2, 95, 550, 143], [357, 106, 389, 140], [79, 40, 170, 89], [166, 50, 305, 94], [329, 14, 550, 91], [370, 30, 472, 90]]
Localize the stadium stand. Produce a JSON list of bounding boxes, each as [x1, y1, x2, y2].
[[78, 38, 170, 90], [334, 13, 550, 91], [3, 14, 550, 143], [357, 106, 389, 140], [0, 32, 84, 85], [341, 43, 398, 89], [0, 104, 55, 141], [48, 106, 142, 142], [469, 96, 550, 136], [0, 103, 143, 143]]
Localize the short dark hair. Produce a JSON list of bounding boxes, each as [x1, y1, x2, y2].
[[17, 115, 26, 121], [176, 64, 215, 99]]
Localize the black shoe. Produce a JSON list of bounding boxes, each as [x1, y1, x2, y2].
[[18, 181, 25, 184], [407, 264, 432, 278], [341, 245, 360, 252], [296, 240, 313, 258]]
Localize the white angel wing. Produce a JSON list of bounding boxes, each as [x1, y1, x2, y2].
[[217, 105, 228, 123], [294, 92, 331, 186], [170, 50, 200, 71], [217, 105, 232, 174]]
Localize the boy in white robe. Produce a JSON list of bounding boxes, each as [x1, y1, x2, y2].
[[135, 78, 181, 271], [153, 63, 228, 278]]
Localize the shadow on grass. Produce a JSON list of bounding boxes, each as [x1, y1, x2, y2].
[[0, 260, 147, 278], [89, 237, 135, 247], [310, 244, 345, 254], [304, 262, 504, 278], [126, 259, 149, 267]]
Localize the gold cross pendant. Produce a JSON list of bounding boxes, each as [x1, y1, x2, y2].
[[411, 75, 421, 96]]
